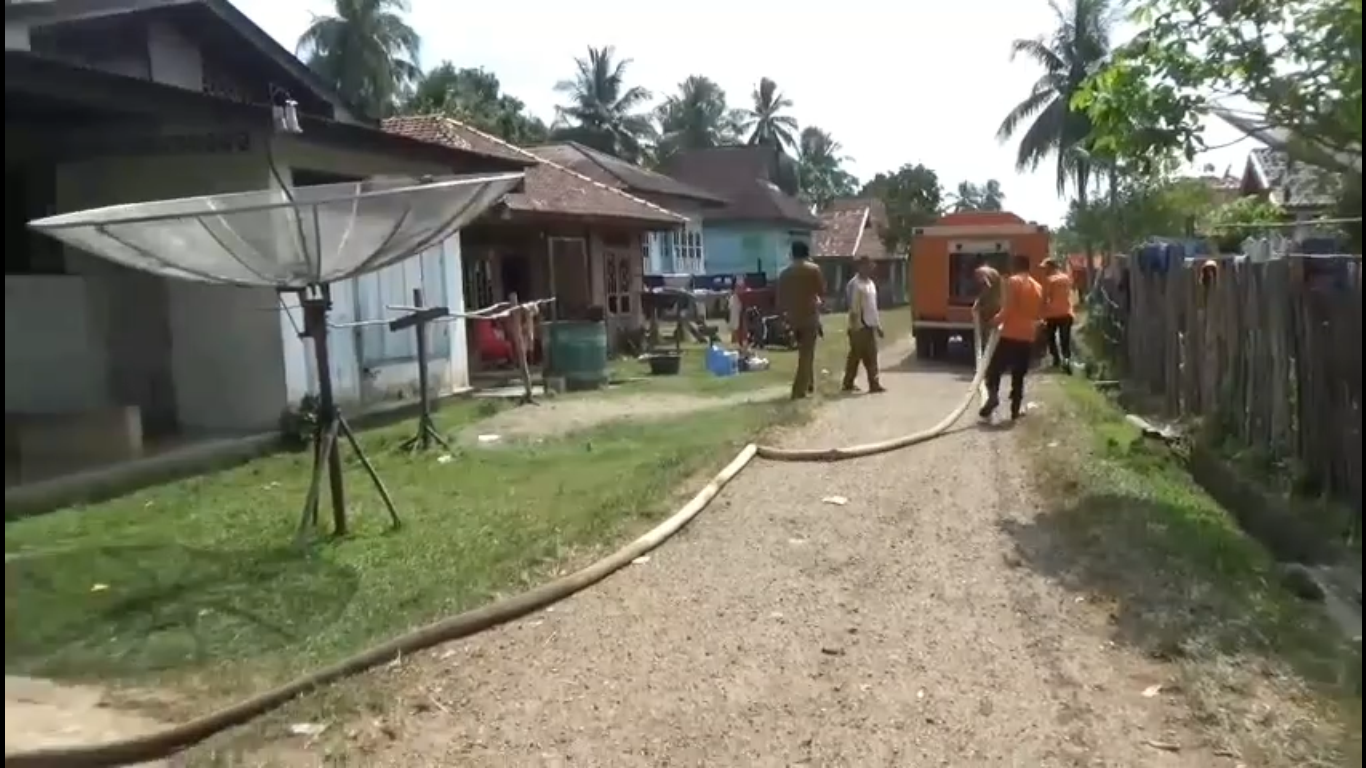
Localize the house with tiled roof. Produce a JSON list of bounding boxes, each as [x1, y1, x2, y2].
[[384, 115, 687, 364], [661, 145, 820, 280], [5, 0, 529, 499], [812, 198, 907, 309], [1215, 108, 1360, 240], [528, 142, 727, 277]]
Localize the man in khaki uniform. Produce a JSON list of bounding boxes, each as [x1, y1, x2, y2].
[[776, 241, 827, 399]]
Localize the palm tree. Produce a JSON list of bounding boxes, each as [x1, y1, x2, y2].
[[741, 77, 799, 150], [552, 46, 656, 163], [655, 75, 743, 162], [297, 0, 421, 119], [797, 126, 858, 208], [980, 179, 1006, 211], [996, 0, 1116, 281], [947, 181, 983, 212]]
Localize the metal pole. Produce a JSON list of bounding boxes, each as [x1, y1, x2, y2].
[[412, 288, 431, 449]]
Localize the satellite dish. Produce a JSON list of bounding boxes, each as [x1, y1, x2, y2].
[[25, 170, 524, 544], [27, 172, 524, 288]]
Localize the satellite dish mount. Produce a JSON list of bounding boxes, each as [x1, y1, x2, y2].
[[295, 282, 401, 539]]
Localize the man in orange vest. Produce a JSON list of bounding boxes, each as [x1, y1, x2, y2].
[[1042, 260, 1075, 371], [980, 254, 1043, 421]]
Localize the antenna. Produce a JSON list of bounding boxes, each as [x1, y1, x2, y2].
[[28, 101, 523, 542]]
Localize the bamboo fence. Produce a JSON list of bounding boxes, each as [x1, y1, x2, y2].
[[1117, 255, 1362, 514]]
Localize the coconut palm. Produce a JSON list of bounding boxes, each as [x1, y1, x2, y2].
[[552, 46, 656, 163], [797, 127, 858, 208], [996, 0, 1116, 283], [980, 179, 1006, 211], [997, 0, 1116, 197], [741, 77, 799, 150], [947, 181, 983, 212], [297, 0, 421, 119], [655, 75, 743, 162]]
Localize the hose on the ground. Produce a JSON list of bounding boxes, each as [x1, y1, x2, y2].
[[4, 327, 998, 768]]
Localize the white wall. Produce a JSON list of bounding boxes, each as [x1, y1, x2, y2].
[[274, 141, 472, 410]]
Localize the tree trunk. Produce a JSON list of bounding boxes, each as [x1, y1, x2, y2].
[[1078, 165, 1095, 294], [1106, 166, 1119, 276]]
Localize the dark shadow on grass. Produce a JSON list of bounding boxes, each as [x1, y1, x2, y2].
[[5, 543, 358, 680], [999, 491, 1361, 693]]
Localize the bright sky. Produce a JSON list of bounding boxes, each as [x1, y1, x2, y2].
[[232, 0, 1259, 227]]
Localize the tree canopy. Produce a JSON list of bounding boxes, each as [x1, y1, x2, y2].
[[297, 0, 421, 119], [550, 46, 657, 164], [1075, 0, 1362, 176], [859, 165, 944, 255], [404, 64, 549, 145], [946, 180, 1007, 212]]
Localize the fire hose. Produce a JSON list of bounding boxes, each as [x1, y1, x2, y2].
[[5, 325, 1000, 768]]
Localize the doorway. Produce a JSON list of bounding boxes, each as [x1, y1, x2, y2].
[[549, 237, 590, 318], [500, 253, 530, 300]]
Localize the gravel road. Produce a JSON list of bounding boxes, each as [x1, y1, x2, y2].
[[271, 344, 1221, 767]]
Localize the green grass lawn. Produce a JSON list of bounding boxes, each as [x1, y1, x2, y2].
[[4, 396, 803, 705], [1019, 376, 1361, 765], [608, 308, 914, 398]]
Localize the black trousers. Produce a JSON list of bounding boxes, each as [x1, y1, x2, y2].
[[984, 338, 1033, 412], [1044, 316, 1073, 364]]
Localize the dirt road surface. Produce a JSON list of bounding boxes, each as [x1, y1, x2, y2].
[[322, 347, 1219, 768], [4, 676, 169, 767]]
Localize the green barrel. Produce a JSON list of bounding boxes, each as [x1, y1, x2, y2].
[[544, 320, 608, 391]]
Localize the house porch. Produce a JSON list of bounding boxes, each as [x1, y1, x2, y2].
[[460, 219, 650, 376]]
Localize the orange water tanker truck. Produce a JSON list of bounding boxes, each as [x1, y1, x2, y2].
[[908, 211, 1051, 361]]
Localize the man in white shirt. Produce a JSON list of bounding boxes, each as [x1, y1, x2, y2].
[[843, 256, 886, 393]]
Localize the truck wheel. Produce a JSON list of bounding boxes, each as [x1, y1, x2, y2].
[[914, 331, 930, 359]]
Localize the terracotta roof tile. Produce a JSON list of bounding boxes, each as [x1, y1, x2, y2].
[[814, 199, 897, 260], [814, 208, 866, 258], [382, 115, 686, 226]]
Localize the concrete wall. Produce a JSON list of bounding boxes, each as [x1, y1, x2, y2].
[[704, 223, 814, 279], [35, 136, 284, 434], [8, 131, 476, 437]]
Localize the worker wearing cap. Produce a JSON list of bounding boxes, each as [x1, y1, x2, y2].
[[1042, 260, 1075, 370], [776, 240, 827, 399]]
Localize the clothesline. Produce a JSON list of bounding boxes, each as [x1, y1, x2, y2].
[[323, 297, 556, 330]]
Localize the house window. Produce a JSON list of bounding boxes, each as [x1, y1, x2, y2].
[[605, 250, 633, 316], [667, 219, 704, 274]]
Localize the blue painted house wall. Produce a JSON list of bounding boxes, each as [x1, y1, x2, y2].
[[704, 224, 813, 280]]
